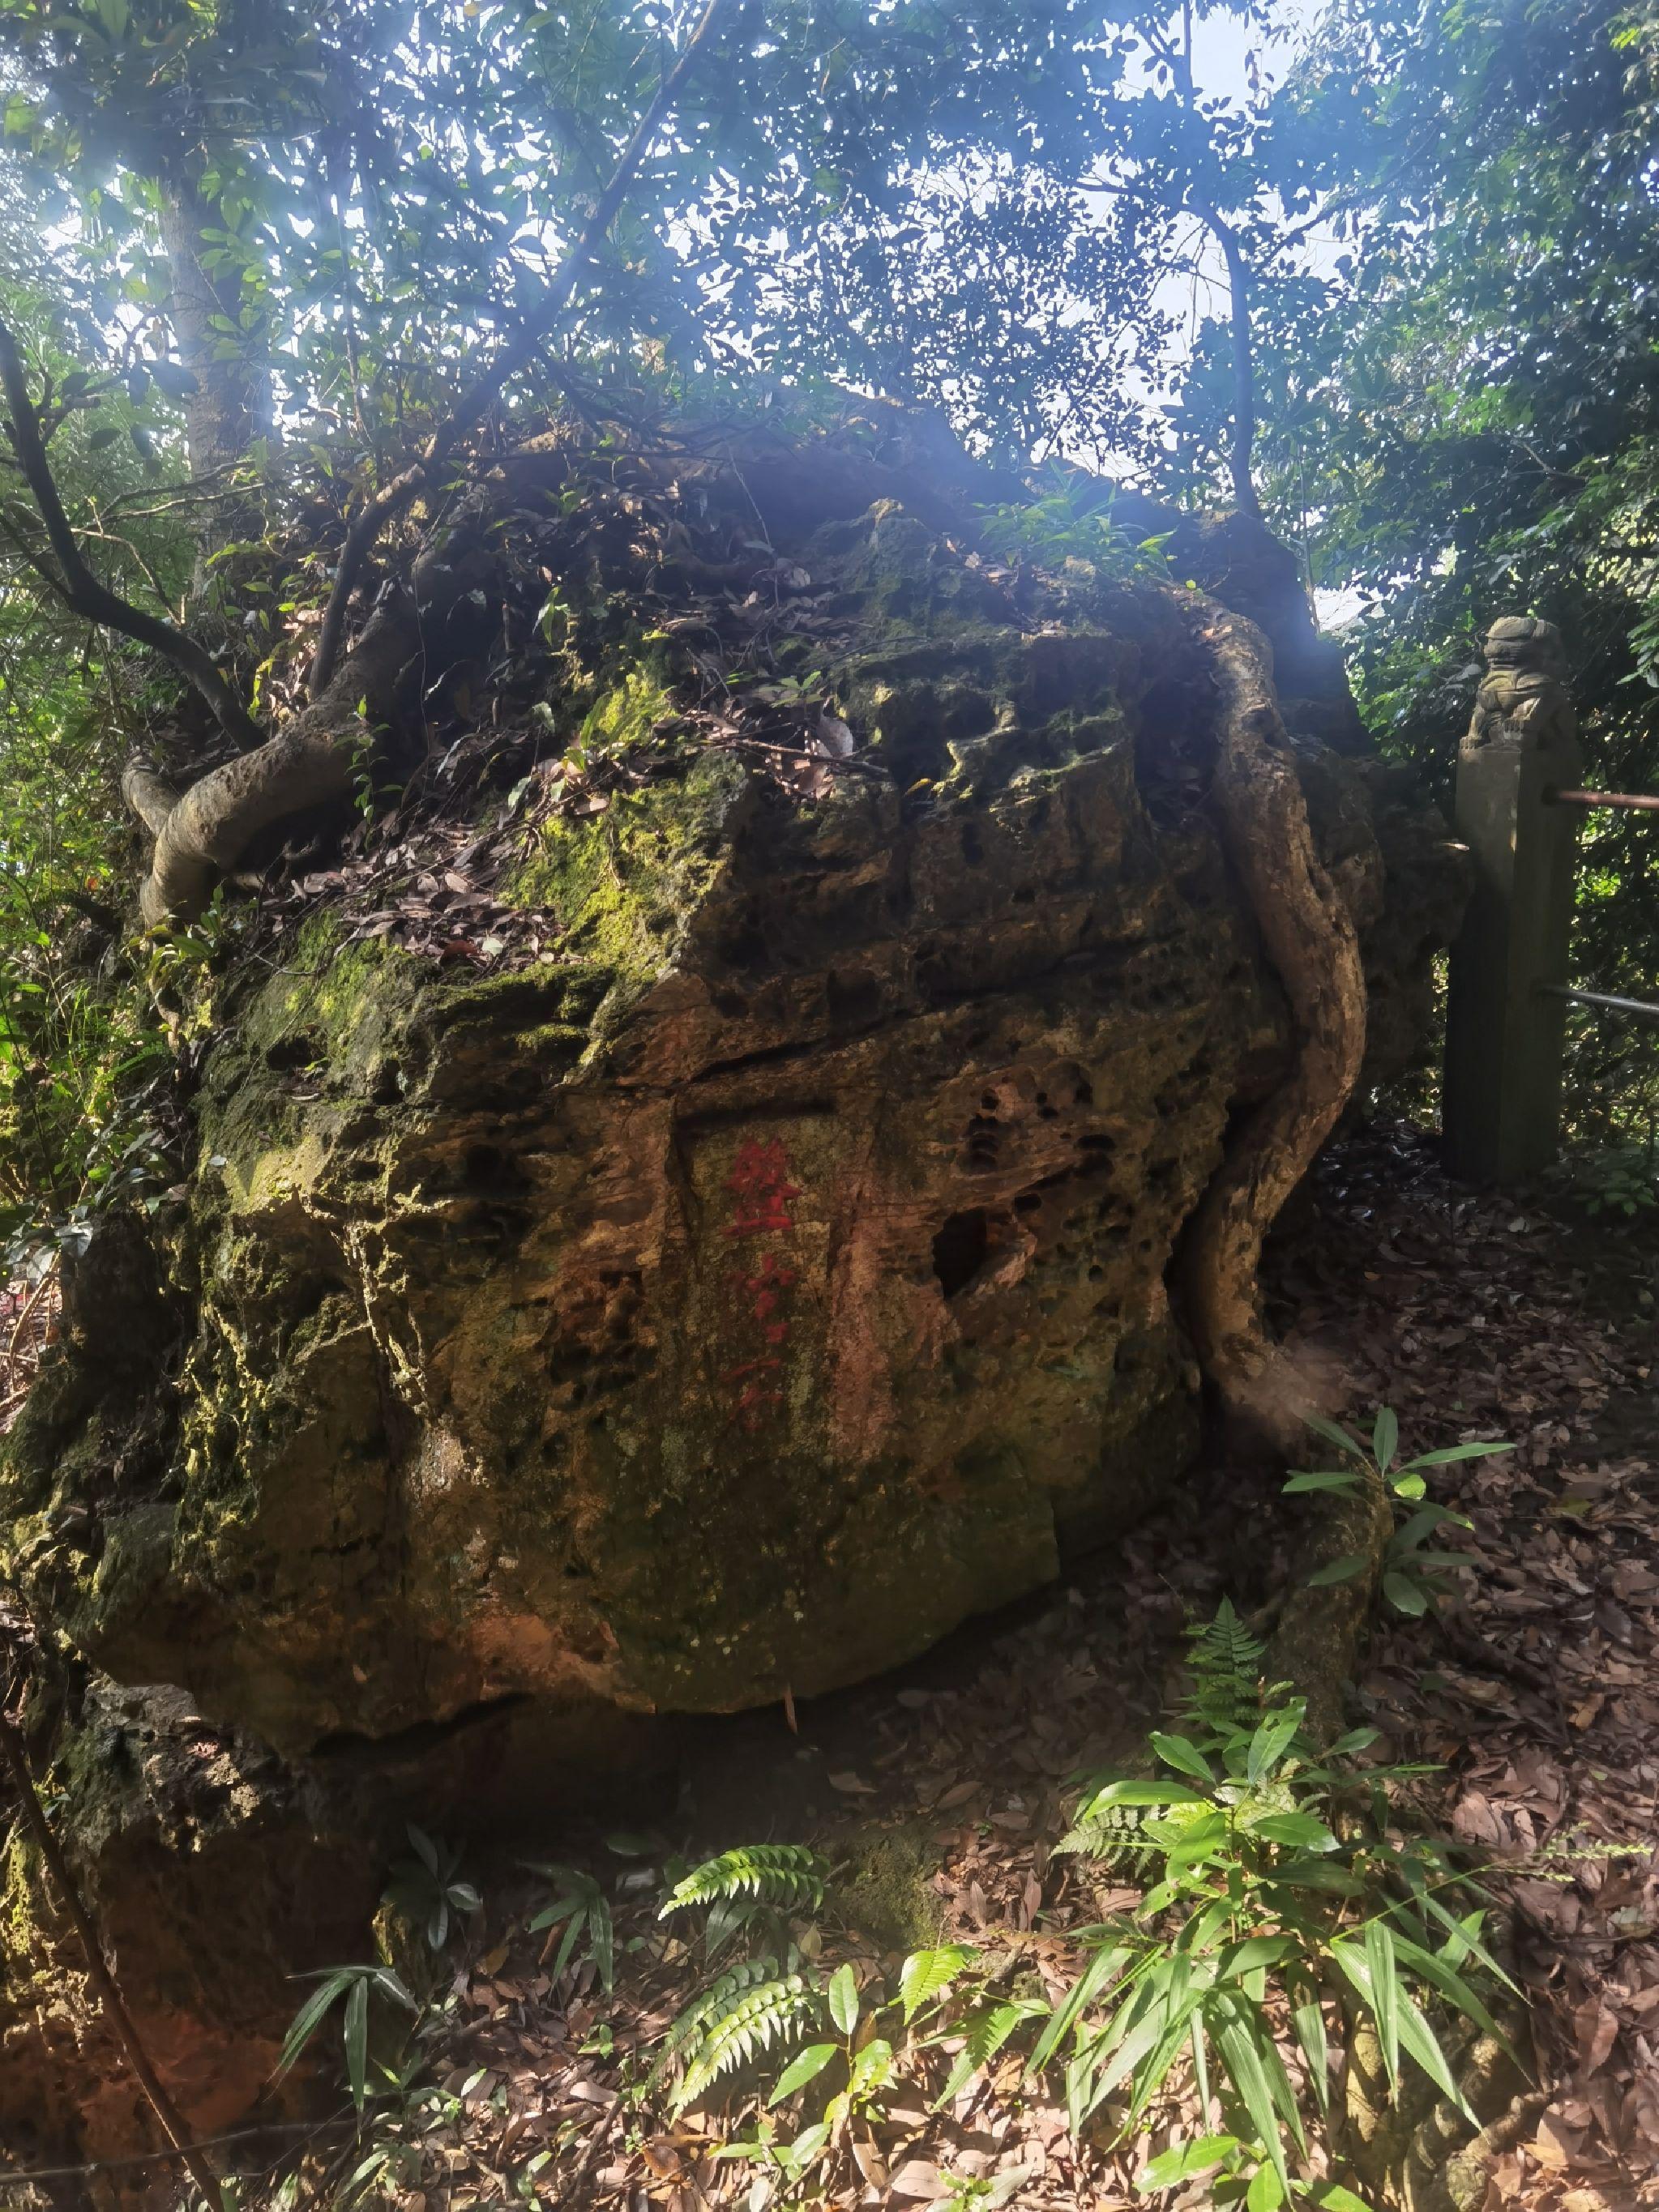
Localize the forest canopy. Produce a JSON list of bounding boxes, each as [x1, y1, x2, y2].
[[0, 0, 1657, 1256]]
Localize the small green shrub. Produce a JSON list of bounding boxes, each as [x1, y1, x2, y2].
[[1033, 1603, 1516, 2205], [274, 1963, 420, 2112], [1287, 1407, 1511, 1616]]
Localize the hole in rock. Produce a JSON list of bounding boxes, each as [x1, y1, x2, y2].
[[932, 1210, 990, 1298], [463, 1144, 528, 1194]]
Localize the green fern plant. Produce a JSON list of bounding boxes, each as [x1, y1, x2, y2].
[[1059, 1600, 1272, 1873], [648, 1954, 789, 2096], [671, 1967, 821, 2113], [1182, 1597, 1269, 1741], [1054, 1794, 1160, 1873], [661, 1842, 828, 1957], [661, 1843, 827, 1915]]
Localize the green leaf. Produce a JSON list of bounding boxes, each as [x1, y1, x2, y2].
[[1366, 1919, 1401, 2090], [1283, 1468, 1362, 1493], [1163, 1809, 1229, 1875], [1371, 1406, 1399, 1473], [786, 2119, 831, 2169], [1383, 1571, 1430, 1616], [1272, 1856, 1364, 1894], [1247, 2161, 1285, 2212], [1149, 1732, 1216, 1784], [1394, 1504, 1471, 1544], [1401, 1441, 1512, 1467], [1139, 2134, 1238, 2189], [1216, 1936, 1293, 1980], [590, 1892, 615, 1992], [276, 1970, 353, 2080], [1306, 1552, 1370, 1586], [1417, 1896, 1522, 1996], [1208, 1991, 1295, 2189], [148, 357, 199, 398], [527, 1893, 583, 1932], [1249, 1811, 1339, 1851], [1080, 1779, 1210, 1810], [827, 1962, 859, 2037], [844, 2035, 894, 2102], [661, 1844, 827, 1917], [1292, 1992, 1330, 2116], [1302, 1413, 1366, 1460], [1245, 1705, 1304, 1783], [343, 1975, 369, 2111], [1071, 1960, 1189, 2126], [934, 2000, 1041, 2109], [768, 2042, 836, 2104], [1028, 1941, 1133, 2074]]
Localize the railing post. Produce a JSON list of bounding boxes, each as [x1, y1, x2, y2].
[[1443, 617, 1582, 1183]]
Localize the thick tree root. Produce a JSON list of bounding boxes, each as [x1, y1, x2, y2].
[[126, 528, 494, 926], [1340, 2018, 1537, 2212], [1179, 600, 1369, 1451], [126, 720, 359, 929]]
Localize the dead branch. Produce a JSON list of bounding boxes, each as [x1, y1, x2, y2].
[[0, 320, 262, 752], [309, 0, 735, 698]]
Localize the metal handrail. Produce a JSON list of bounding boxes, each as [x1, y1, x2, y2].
[[1538, 983, 1659, 1025], [1546, 787, 1659, 813]]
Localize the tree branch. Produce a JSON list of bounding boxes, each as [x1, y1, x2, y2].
[[0, 321, 262, 749], [310, 0, 735, 699]]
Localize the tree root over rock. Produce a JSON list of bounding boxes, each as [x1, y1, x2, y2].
[[1179, 601, 1369, 1451], [124, 532, 493, 927]]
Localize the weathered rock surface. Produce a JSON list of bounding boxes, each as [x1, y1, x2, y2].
[[0, 436, 1464, 2167]]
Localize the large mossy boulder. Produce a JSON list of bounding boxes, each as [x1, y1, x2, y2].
[[0, 433, 1468, 2171], [2, 468, 1460, 1774]]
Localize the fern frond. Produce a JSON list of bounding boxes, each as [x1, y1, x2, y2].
[[1054, 1798, 1156, 1872], [1180, 1597, 1266, 1740], [932, 1998, 1045, 2110], [898, 1944, 977, 2023], [647, 1954, 783, 2093], [660, 1843, 827, 1918], [670, 1971, 819, 2112]]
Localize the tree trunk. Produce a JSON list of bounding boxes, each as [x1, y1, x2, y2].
[[156, 169, 269, 489]]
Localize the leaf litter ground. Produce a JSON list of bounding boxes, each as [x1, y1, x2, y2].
[[135, 1125, 1659, 2210]]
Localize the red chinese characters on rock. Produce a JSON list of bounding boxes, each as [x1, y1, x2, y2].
[[718, 1139, 803, 1429], [723, 1138, 802, 1241]]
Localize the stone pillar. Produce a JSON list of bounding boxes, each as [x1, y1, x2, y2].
[[1443, 617, 1582, 1183]]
